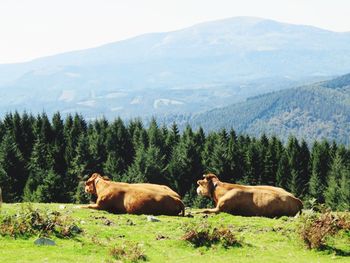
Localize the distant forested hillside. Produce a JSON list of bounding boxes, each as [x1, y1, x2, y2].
[[190, 73, 350, 145], [0, 112, 349, 211]]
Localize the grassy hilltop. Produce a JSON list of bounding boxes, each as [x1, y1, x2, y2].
[[0, 203, 349, 263]]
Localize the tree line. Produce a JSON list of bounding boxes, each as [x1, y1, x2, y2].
[[0, 112, 349, 211]]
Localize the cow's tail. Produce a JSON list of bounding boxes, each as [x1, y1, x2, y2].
[[178, 200, 185, 217], [295, 198, 303, 216]]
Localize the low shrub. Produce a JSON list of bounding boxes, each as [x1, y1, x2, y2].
[[0, 204, 82, 238], [298, 210, 350, 249], [181, 221, 241, 248], [109, 241, 147, 262]]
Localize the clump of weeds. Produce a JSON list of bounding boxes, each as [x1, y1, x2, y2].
[[181, 221, 242, 248], [0, 204, 82, 239]]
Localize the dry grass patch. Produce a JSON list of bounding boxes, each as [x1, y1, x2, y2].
[[298, 210, 350, 250], [181, 221, 242, 248], [108, 241, 147, 262]]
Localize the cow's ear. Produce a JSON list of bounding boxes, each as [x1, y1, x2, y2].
[[91, 173, 100, 179], [204, 173, 219, 181], [203, 174, 212, 179]]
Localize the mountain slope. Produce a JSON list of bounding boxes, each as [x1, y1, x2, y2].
[[190, 73, 350, 144], [1, 17, 350, 119]]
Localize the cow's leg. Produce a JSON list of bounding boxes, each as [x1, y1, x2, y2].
[[200, 207, 220, 214], [194, 195, 233, 214], [79, 203, 102, 210], [193, 204, 221, 214]]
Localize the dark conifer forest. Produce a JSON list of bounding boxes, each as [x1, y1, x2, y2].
[[0, 112, 349, 211]]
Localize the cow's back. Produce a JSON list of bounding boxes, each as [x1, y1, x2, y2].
[[222, 187, 302, 217], [251, 189, 302, 217], [123, 188, 184, 215], [133, 183, 181, 199]]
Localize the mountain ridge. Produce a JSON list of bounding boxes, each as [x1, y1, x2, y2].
[[1, 16, 350, 120]]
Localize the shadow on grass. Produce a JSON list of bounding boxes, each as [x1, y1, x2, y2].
[[321, 245, 350, 257]]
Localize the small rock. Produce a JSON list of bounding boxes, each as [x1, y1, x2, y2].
[[34, 237, 56, 246], [80, 220, 86, 224], [147, 215, 160, 222], [59, 205, 66, 210], [104, 219, 114, 226]]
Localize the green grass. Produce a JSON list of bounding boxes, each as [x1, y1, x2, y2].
[[0, 203, 349, 263]]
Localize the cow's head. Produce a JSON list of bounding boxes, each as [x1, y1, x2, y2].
[[196, 173, 219, 197], [84, 173, 102, 195]]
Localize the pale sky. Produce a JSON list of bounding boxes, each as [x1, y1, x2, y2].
[[0, 0, 349, 64]]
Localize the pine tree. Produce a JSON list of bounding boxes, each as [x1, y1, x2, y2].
[[167, 125, 202, 196], [262, 139, 278, 185], [309, 141, 331, 202], [129, 119, 148, 152], [147, 118, 163, 150], [126, 145, 166, 184], [194, 127, 206, 148], [52, 112, 67, 177], [164, 122, 180, 163], [19, 112, 35, 161], [0, 132, 26, 202], [244, 142, 261, 185], [23, 137, 60, 202], [103, 152, 125, 181], [64, 114, 87, 168], [0, 119, 5, 143], [210, 129, 233, 182], [105, 118, 133, 175], [338, 167, 350, 211], [276, 151, 290, 190], [34, 113, 54, 144], [299, 140, 310, 197], [67, 134, 94, 202], [324, 154, 341, 210], [201, 133, 217, 173], [88, 118, 108, 173], [34, 169, 62, 203], [227, 129, 244, 183], [286, 136, 302, 195]]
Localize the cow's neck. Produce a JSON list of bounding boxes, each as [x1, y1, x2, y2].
[[212, 182, 230, 205], [94, 178, 109, 196]]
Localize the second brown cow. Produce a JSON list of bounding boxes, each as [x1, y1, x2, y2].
[[197, 173, 303, 217]]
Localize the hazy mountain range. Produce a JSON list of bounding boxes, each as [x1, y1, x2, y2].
[[1, 16, 350, 120]]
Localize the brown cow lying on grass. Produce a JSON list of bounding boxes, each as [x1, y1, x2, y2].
[[196, 173, 303, 217], [81, 173, 185, 216]]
